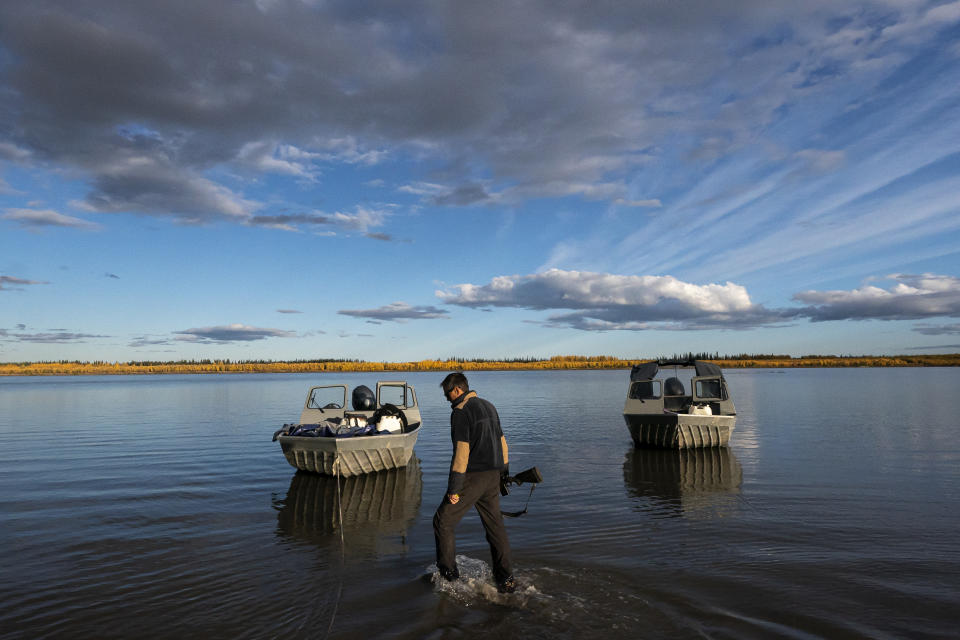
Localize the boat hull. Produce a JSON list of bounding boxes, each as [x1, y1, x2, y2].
[[278, 428, 420, 477], [624, 413, 735, 449]]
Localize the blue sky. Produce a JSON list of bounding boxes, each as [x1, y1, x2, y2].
[[2, 1, 960, 362]]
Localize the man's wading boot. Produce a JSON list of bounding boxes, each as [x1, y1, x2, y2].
[[439, 565, 460, 581], [497, 575, 516, 594]]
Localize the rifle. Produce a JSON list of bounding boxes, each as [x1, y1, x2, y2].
[[500, 466, 543, 517]]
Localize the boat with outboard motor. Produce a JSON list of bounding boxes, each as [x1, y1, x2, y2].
[[623, 359, 736, 448], [273, 381, 421, 477]]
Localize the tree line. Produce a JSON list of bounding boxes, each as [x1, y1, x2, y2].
[[2, 353, 959, 376]]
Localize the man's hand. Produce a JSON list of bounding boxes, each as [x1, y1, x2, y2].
[[447, 493, 460, 504]]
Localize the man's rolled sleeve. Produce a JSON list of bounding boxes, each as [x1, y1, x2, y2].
[[447, 470, 466, 495], [447, 440, 470, 495]]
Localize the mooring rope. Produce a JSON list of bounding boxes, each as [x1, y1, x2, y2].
[[322, 456, 346, 640]]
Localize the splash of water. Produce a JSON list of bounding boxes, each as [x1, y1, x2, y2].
[[424, 555, 540, 606]]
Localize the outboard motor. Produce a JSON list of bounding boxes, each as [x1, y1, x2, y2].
[[352, 385, 375, 410], [664, 377, 685, 396]]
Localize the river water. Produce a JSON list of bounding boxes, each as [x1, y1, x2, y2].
[[1, 368, 957, 639]]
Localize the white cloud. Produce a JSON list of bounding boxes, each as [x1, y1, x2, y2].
[[881, 1, 960, 43], [793, 149, 845, 174], [0, 142, 33, 163], [76, 155, 257, 223], [398, 182, 447, 197], [2, 329, 107, 343], [2, 208, 100, 230], [434, 270, 960, 331], [174, 323, 297, 342], [914, 322, 960, 336], [614, 198, 663, 208], [793, 273, 960, 321], [248, 205, 390, 234], [235, 138, 386, 177], [0, 275, 50, 290], [128, 335, 174, 347], [437, 268, 781, 330], [338, 301, 450, 322], [330, 206, 388, 232], [313, 136, 388, 166], [235, 141, 319, 178], [440, 268, 753, 311]]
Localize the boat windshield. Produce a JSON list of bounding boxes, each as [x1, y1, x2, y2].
[[307, 385, 346, 410], [694, 377, 727, 401], [629, 380, 662, 400], [378, 383, 412, 408]]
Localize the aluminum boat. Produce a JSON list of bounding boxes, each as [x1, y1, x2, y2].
[[274, 381, 421, 476], [623, 359, 736, 448]]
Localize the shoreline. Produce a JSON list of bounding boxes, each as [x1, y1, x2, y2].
[[2, 354, 959, 376]]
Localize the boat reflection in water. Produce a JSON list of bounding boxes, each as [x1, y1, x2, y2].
[[275, 456, 422, 556], [623, 447, 743, 518]]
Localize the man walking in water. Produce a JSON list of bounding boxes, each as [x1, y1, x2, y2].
[[433, 372, 516, 593]]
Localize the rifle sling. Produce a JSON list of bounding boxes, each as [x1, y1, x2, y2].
[[501, 484, 536, 518]]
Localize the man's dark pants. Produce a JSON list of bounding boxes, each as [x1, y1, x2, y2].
[[433, 469, 512, 582]]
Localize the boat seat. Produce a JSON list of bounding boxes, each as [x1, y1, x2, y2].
[[664, 377, 685, 396], [663, 377, 689, 412]]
